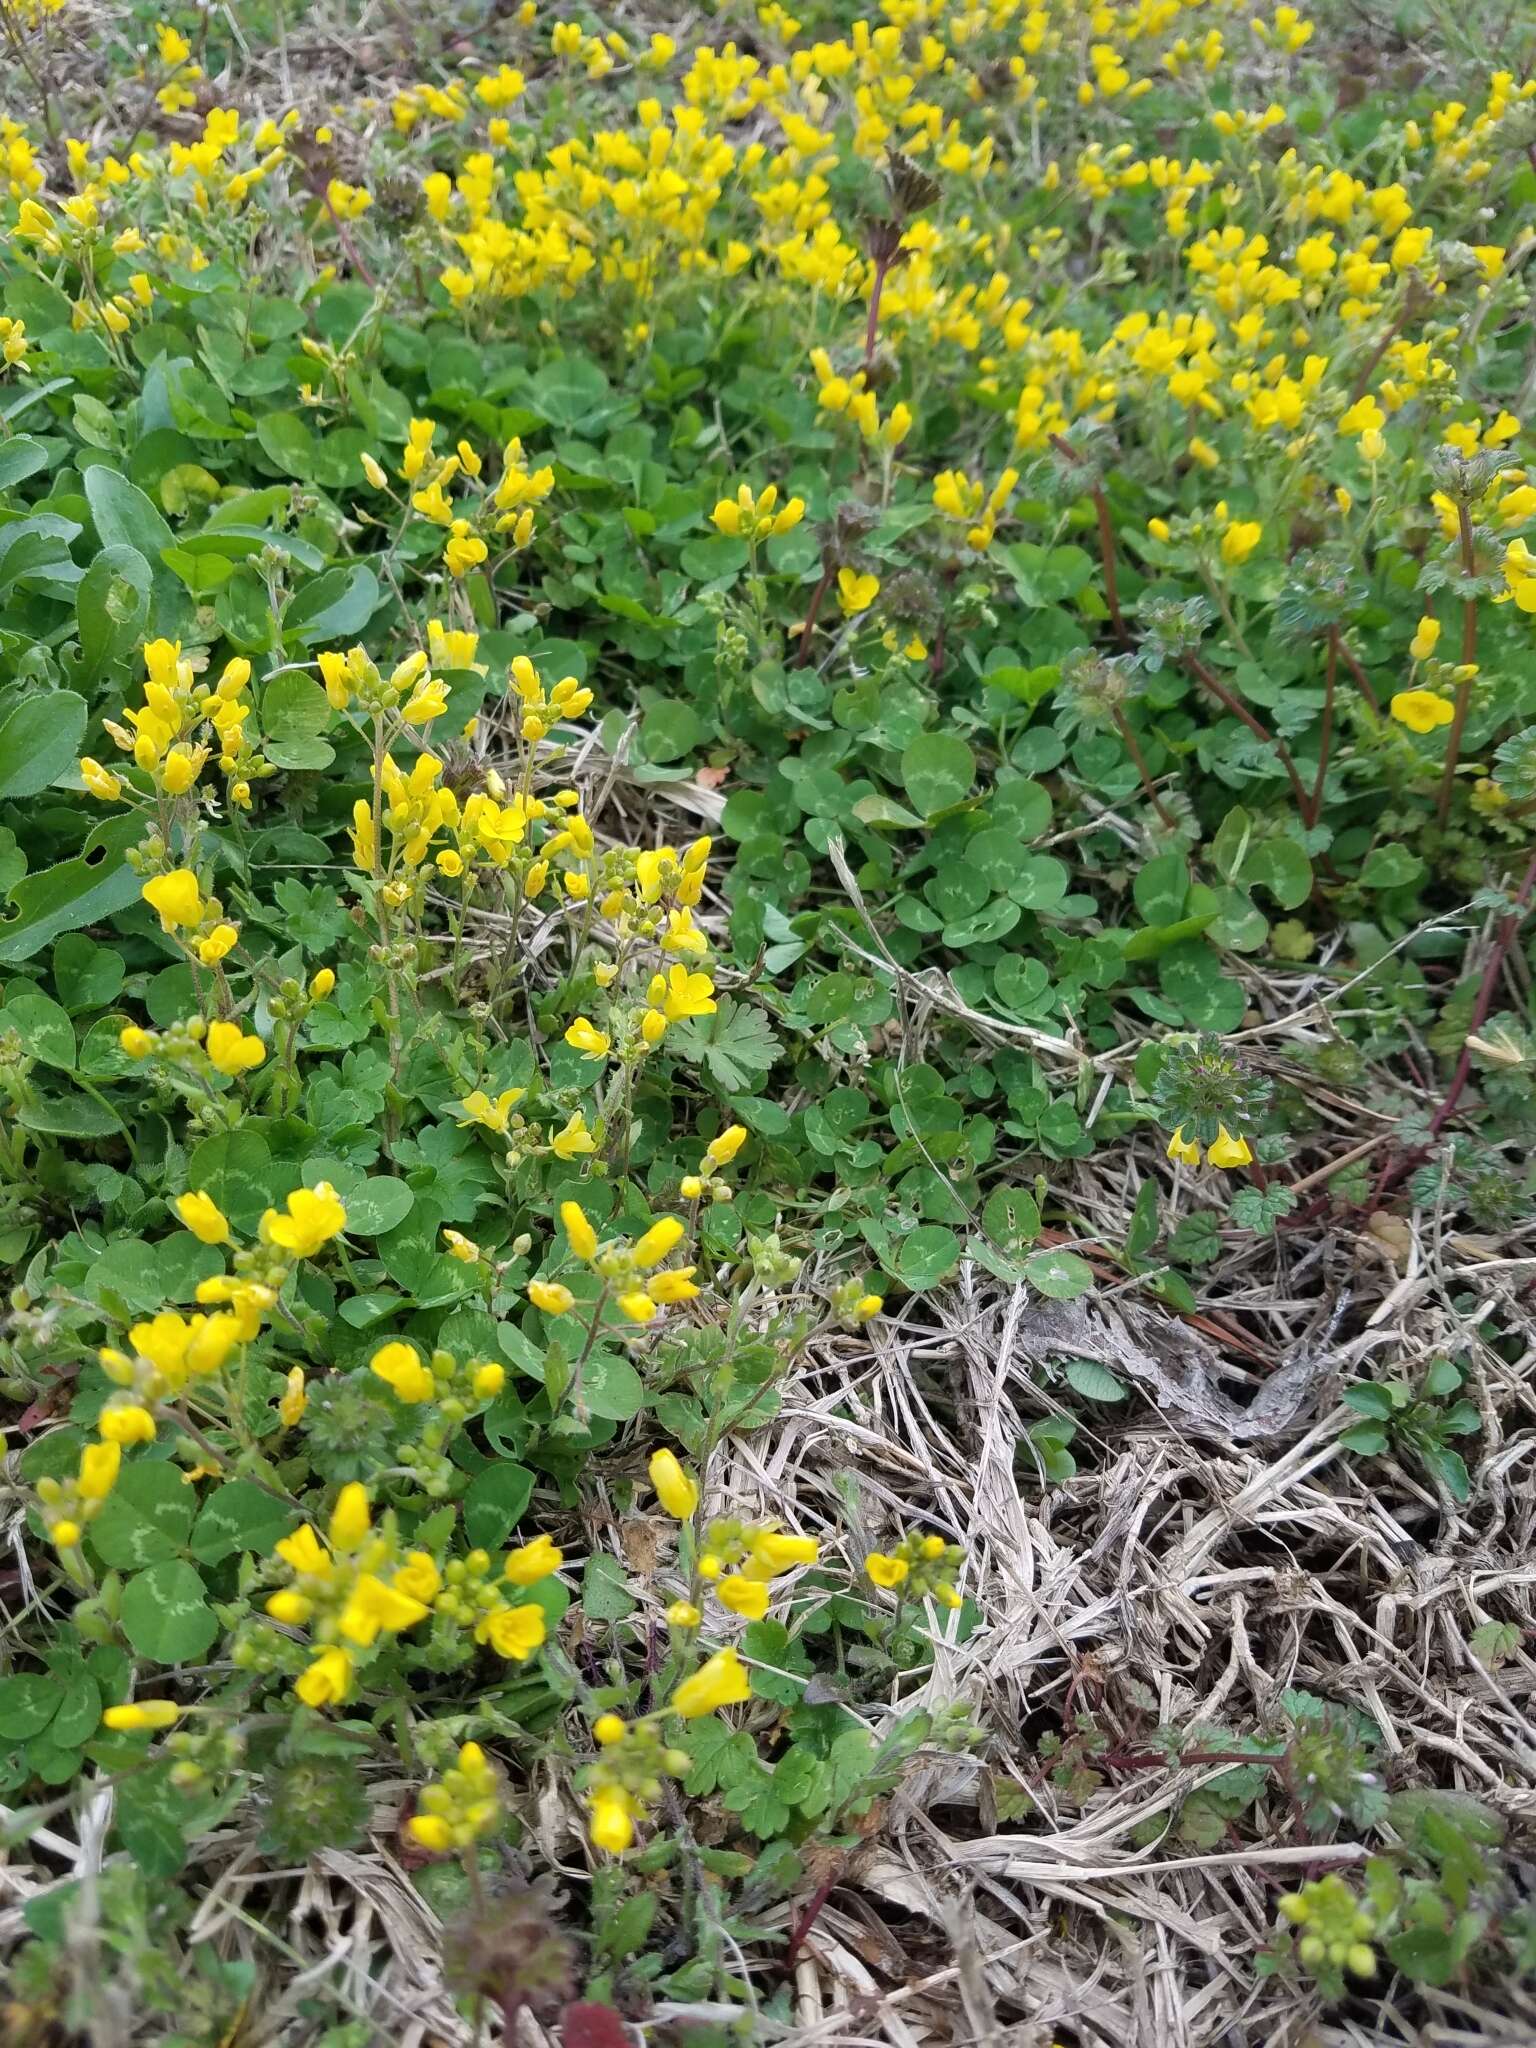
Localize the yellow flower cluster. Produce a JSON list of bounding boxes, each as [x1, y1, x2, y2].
[[680, 1122, 748, 1202], [932, 466, 1020, 552], [533, 1203, 700, 1326], [1166, 1125, 1253, 1169], [712, 481, 805, 544], [407, 1741, 502, 1853], [362, 417, 552, 572], [119, 1013, 265, 1077], [583, 1711, 693, 1855], [264, 1490, 563, 1708], [865, 1530, 965, 1608], [87, 635, 265, 892], [369, 1339, 505, 1409]]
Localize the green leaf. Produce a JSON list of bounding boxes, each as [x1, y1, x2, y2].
[[190, 1480, 298, 1564], [1064, 1357, 1127, 1402], [671, 997, 781, 1092], [887, 1223, 959, 1290], [49, 1670, 102, 1747], [84, 466, 182, 633], [0, 812, 143, 965], [52, 932, 125, 1012], [901, 734, 974, 817], [0, 436, 49, 489], [120, 1560, 218, 1663], [580, 1551, 637, 1622], [184, 1128, 276, 1234], [339, 1177, 415, 1236], [1024, 1249, 1096, 1300], [285, 564, 381, 646], [3, 988, 75, 1069], [74, 545, 152, 686], [462, 1462, 536, 1549], [1358, 842, 1425, 889], [0, 1673, 61, 1738], [581, 1350, 645, 1421], [0, 689, 86, 800], [90, 1462, 196, 1570], [1133, 853, 1189, 926]]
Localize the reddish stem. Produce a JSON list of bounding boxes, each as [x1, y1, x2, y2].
[[1375, 846, 1536, 1199], [1183, 652, 1312, 818], [1051, 432, 1130, 648], [1306, 626, 1339, 828], [1435, 502, 1479, 827], [1338, 638, 1382, 716], [863, 253, 895, 375], [1112, 706, 1176, 828], [795, 561, 835, 667], [781, 1873, 838, 1975]]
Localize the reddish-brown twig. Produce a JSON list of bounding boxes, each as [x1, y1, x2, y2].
[[1051, 432, 1131, 648], [1306, 626, 1339, 828], [1182, 652, 1312, 817], [1435, 501, 1479, 827]]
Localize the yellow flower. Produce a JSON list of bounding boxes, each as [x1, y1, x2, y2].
[[78, 1440, 121, 1500], [51, 1520, 81, 1550], [443, 1228, 480, 1262], [80, 756, 122, 800], [141, 869, 202, 930], [472, 1362, 505, 1399], [564, 1016, 611, 1060], [260, 1181, 347, 1256], [649, 1448, 699, 1519], [652, 966, 716, 1022], [393, 1552, 442, 1603], [1207, 1125, 1254, 1169], [593, 1712, 627, 1746], [667, 1599, 702, 1627], [670, 1647, 751, 1718], [119, 1025, 156, 1059], [99, 1404, 156, 1446], [275, 1523, 331, 1577], [337, 1571, 430, 1646], [1219, 519, 1262, 566], [529, 1280, 576, 1315], [712, 498, 743, 535], [295, 1646, 354, 1709], [102, 1700, 182, 1732], [329, 1482, 371, 1549], [647, 1269, 700, 1306], [617, 1290, 658, 1323], [456, 1087, 526, 1134], [279, 1366, 307, 1426], [747, 1532, 818, 1577], [705, 1125, 748, 1167], [370, 1341, 435, 1402], [196, 923, 238, 966], [1166, 1126, 1202, 1167], [175, 1190, 230, 1244], [1409, 615, 1441, 661], [204, 1021, 266, 1076], [479, 1602, 547, 1660], [1390, 689, 1454, 735], [445, 528, 488, 576], [837, 567, 880, 614], [552, 1111, 597, 1159], [589, 1785, 636, 1854], [853, 1293, 883, 1321], [265, 1589, 313, 1626], [408, 1813, 453, 1853], [866, 1552, 910, 1589], [717, 1574, 769, 1620], [561, 1200, 599, 1262], [632, 1217, 685, 1269], [504, 1534, 563, 1586]]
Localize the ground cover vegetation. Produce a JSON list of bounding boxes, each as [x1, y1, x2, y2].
[[2, 0, 1536, 2041]]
